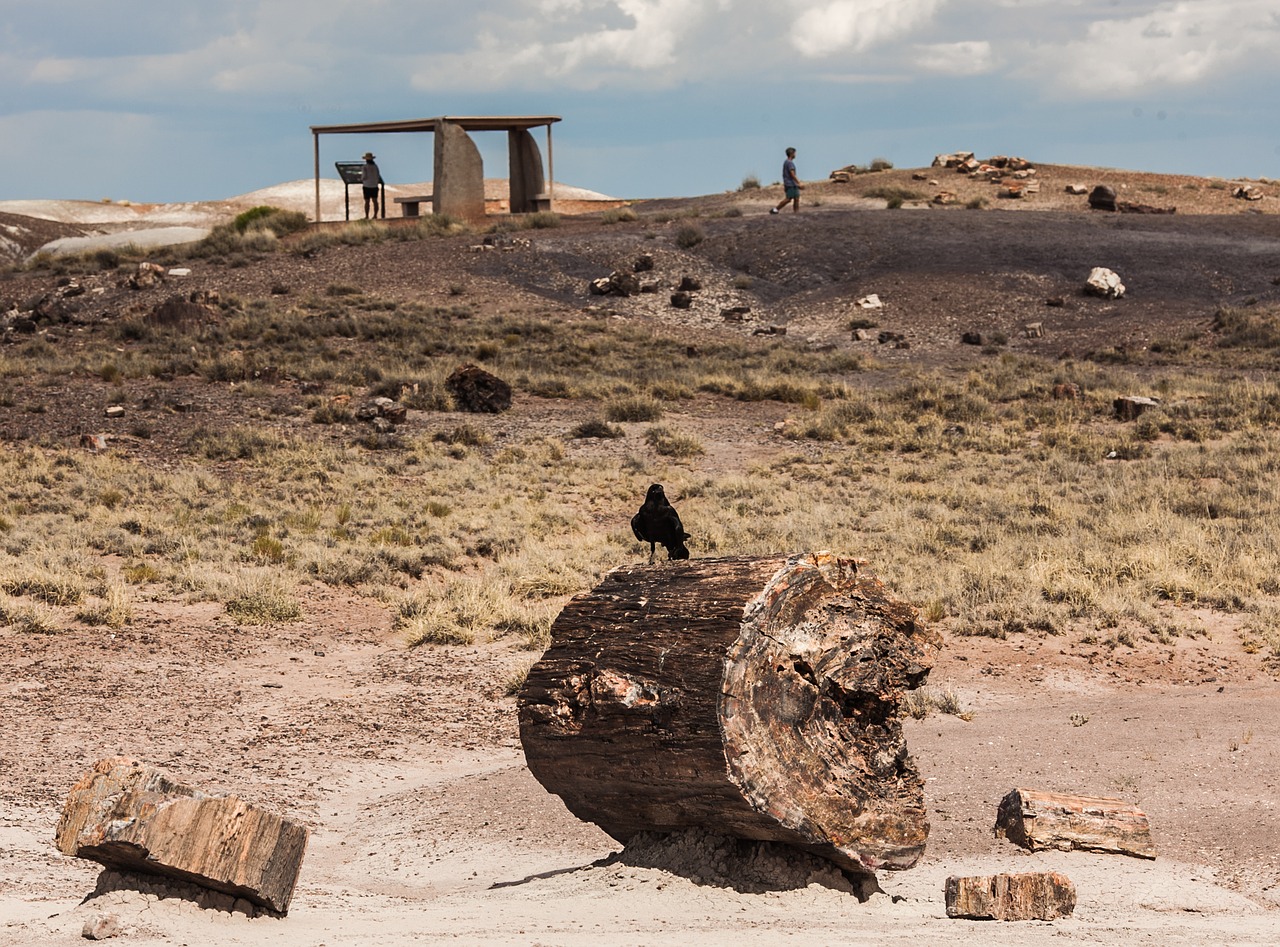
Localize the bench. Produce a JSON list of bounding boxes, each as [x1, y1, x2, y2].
[[393, 196, 432, 217]]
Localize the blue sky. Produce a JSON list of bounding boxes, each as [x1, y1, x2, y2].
[[1, 0, 1277, 204]]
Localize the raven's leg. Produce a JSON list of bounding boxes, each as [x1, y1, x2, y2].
[[648, 543, 656, 564]]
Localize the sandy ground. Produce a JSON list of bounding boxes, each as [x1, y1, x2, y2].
[[4, 604, 1280, 946], [0, 178, 623, 260]]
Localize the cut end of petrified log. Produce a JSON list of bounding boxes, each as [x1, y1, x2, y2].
[[55, 757, 309, 915], [945, 871, 1077, 921], [994, 787, 1156, 860], [519, 551, 938, 876]]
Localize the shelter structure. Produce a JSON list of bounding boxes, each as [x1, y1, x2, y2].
[[309, 116, 561, 224]]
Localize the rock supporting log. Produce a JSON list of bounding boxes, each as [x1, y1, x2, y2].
[[995, 787, 1156, 859], [55, 758, 309, 914], [518, 552, 937, 874], [945, 871, 1077, 921]]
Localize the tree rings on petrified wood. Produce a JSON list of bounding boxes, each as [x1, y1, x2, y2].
[[517, 551, 938, 874]]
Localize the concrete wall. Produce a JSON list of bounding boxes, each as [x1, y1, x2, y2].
[[508, 129, 547, 214], [433, 120, 486, 223]]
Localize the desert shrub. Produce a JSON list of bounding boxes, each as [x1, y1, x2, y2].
[[75, 584, 132, 628], [644, 425, 704, 458], [232, 206, 309, 236], [606, 395, 663, 422], [863, 186, 925, 209], [739, 174, 761, 190], [433, 424, 490, 447], [675, 223, 705, 249], [869, 157, 894, 171], [1212, 307, 1280, 349], [222, 574, 302, 624], [601, 207, 638, 225], [570, 419, 625, 439], [522, 211, 561, 230]]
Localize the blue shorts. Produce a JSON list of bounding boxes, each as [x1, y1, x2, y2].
[[785, 185, 801, 200]]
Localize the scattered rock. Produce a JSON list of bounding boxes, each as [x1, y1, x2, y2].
[[852, 328, 875, 342], [589, 270, 640, 297], [945, 871, 1076, 921], [857, 294, 883, 310], [932, 151, 975, 169], [167, 267, 192, 277], [878, 330, 905, 345], [932, 191, 958, 206], [752, 325, 786, 336], [1045, 297, 1065, 307], [127, 262, 167, 290], [80, 434, 109, 451], [670, 291, 693, 310], [1065, 184, 1089, 195], [104, 405, 125, 419], [633, 254, 655, 272], [356, 397, 408, 426], [55, 757, 309, 915], [678, 275, 702, 292], [960, 332, 986, 346], [995, 787, 1156, 858], [82, 912, 122, 940], [1088, 185, 1117, 211], [1023, 322, 1043, 338], [1234, 184, 1264, 201], [1084, 267, 1125, 299], [721, 306, 751, 323], [1053, 383, 1082, 400], [1113, 395, 1161, 422], [446, 364, 513, 414]]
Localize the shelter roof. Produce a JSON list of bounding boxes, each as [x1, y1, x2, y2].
[[310, 116, 561, 135]]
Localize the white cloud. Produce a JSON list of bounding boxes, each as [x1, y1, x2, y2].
[[789, 0, 944, 58], [1029, 0, 1280, 97], [913, 40, 996, 75]]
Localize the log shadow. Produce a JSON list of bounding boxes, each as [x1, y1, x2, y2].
[[82, 868, 278, 918], [601, 829, 883, 901]]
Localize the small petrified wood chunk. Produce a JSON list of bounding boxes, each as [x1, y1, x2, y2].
[[995, 787, 1156, 859], [519, 551, 937, 875], [55, 757, 309, 914], [945, 871, 1077, 921]]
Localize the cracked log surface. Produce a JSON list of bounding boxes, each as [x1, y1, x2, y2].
[[55, 757, 309, 914], [518, 552, 937, 874]]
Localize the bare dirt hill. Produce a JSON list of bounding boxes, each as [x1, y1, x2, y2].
[[2, 163, 1280, 946]]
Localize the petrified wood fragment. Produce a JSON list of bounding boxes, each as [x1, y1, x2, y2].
[[995, 787, 1155, 859], [945, 871, 1077, 921], [518, 552, 937, 874], [55, 757, 309, 914]]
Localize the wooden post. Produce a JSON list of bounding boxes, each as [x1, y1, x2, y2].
[[519, 552, 937, 875], [313, 131, 320, 224]]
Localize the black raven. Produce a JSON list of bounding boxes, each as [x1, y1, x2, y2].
[[631, 483, 690, 564]]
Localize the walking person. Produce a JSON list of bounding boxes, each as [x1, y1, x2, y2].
[[771, 147, 803, 214], [361, 152, 382, 219]]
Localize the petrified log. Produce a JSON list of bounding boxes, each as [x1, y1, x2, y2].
[[945, 871, 1077, 921], [55, 758, 309, 914], [995, 787, 1156, 859], [445, 363, 512, 413], [518, 552, 937, 874]]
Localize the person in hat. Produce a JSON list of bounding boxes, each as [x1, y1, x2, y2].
[[361, 152, 382, 219]]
